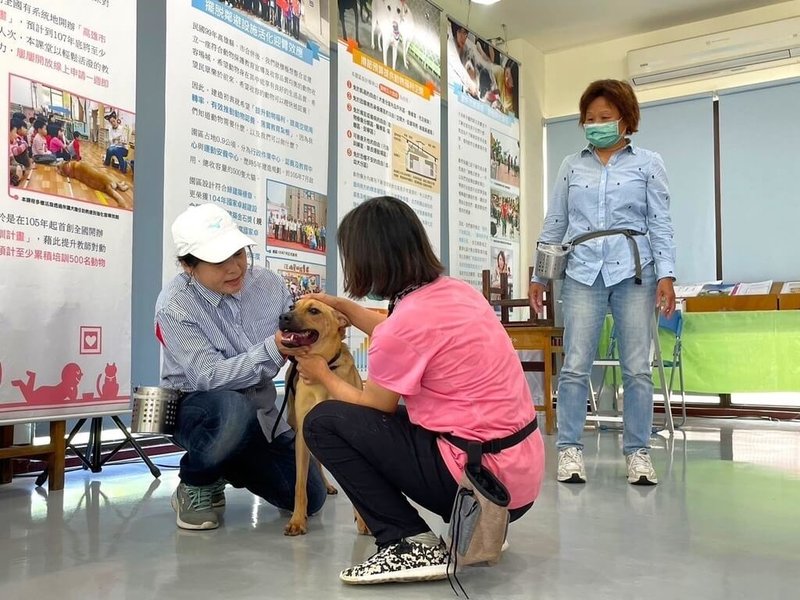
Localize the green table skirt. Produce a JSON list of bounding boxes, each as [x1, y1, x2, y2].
[[600, 311, 800, 394]]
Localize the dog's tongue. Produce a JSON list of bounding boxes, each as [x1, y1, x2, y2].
[[280, 330, 317, 348]]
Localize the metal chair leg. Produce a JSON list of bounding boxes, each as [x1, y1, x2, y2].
[[652, 314, 674, 433]]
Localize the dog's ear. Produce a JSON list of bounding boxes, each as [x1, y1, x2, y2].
[[336, 311, 350, 340]]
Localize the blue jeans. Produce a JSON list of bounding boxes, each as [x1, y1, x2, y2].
[[557, 266, 657, 455], [104, 145, 129, 173], [173, 390, 326, 514]]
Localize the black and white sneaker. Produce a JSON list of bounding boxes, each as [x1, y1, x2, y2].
[[340, 539, 449, 585]]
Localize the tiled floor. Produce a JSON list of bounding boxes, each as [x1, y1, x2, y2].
[[1, 419, 799, 599]]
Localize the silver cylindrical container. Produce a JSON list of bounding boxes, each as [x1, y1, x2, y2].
[[130, 386, 181, 435], [534, 243, 571, 280]]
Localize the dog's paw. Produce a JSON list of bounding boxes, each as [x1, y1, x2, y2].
[[354, 511, 371, 536], [284, 519, 308, 536], [325, 484, 338, 495]]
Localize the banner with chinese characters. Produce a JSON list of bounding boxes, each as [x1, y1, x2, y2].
[[336, 0, 442, 271], [0, 0, 136, 423], [446, 18, 521, 297], [336, 0, 442, 377], [163, 0, 331, 304]]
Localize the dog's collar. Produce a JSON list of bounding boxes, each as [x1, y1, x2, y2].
[[288, 349, 342, 370], [327, 350, 342, 371]]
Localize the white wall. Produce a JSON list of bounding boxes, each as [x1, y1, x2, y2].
[[508, 0, 800, 276], [544, 0, 800, 117], [507, 38, 545, 280]]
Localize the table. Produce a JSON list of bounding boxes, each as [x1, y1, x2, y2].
[[504, 326, 563, 435], [0, 421, 66, 490]]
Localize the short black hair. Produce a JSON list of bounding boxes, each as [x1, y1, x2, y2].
[[33, 118, 46, 130], [178, 247, 252, 268], [337, 196, 443, 299], [178, 253, 201, 268]]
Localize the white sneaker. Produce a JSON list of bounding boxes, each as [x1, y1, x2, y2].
[[625, 448, 658, 485], [557, 447, 586, 483]]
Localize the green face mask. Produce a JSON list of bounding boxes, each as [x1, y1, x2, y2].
[[366, 291, 384, 301], [584, 119, 622, 149]]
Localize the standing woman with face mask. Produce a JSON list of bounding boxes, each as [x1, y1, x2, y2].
[[529, 79, 677, 486]]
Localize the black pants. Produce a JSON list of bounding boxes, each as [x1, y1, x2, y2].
[[304, 401, 533, 546]]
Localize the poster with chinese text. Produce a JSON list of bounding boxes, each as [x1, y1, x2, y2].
[[336, 0, 442, 375], [0, 0, 136, 423], [446, 18, 521, 295], [163, 0, 331, 302], [336, 0, 442, 271]]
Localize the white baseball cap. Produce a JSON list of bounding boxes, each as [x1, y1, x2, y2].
[[171, 203, 256, 263]]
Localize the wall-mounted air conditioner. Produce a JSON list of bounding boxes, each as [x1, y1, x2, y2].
[[627, 16, 800, 87]]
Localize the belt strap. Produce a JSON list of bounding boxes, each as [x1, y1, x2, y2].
[[443, 417, 538, 474], [570, 228, 645, 285]]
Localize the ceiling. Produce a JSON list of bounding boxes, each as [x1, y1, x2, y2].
[[434, 0, 791, 52]]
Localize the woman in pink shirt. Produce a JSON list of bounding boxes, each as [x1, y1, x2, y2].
[[296, 196, 545, 586]]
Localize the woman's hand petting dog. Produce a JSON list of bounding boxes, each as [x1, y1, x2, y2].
[[304, 292, 340, 311], [295, 354, 331, 385]]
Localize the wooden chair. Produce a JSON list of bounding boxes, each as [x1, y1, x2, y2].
[[481, 268, 561, 434], [481, 268, 555, 326]]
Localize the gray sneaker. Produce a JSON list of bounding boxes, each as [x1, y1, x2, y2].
[[171, 482, 219, 530], [211, 479, 226, 509], [626, 448, 658, 485], [557, 447, 586, 483]]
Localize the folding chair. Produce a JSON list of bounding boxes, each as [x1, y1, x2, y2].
[[587, 310, 683, 434], [658, 310, 687, 428]]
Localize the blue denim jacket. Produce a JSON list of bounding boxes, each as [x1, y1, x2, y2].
[[533, 144, 676, 286]]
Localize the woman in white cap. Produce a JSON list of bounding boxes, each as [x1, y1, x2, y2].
[[155, 202, 325, 530]]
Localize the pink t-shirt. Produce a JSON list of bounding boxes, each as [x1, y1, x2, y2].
[[48, 136, 66, 153], [368, 276, 545, 509]]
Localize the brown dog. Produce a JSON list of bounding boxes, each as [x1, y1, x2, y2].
[[278, 298, 368, 536], [57, 161, 132, 210]]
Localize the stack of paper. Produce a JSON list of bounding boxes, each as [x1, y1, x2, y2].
[[731, 280, 773, 296], [673, 284, 705, 298], [781, 281, 800, 294]]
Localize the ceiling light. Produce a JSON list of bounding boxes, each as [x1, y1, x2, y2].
[[471, 0, 502, 5]]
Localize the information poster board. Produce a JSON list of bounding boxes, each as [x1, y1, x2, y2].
[[0, 0, 137, 424], [163, 0, 331, 299], [446, 18, 521, 296]]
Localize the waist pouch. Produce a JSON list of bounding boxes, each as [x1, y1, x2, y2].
[[443, 417, 538, 567], [537, 228, 645, 284]]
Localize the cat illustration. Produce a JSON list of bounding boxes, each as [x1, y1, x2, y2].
[[11, 363, 83, 405], [96, 363, 119, 400]]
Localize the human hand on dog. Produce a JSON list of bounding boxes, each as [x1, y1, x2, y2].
[[274, 331, 310, 358], [305, 293, 340, 310], [295, 355, 330, 385]]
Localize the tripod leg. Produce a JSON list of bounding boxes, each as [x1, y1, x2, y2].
[[89, 417, 104, 472], [111, 416, 161, 478]]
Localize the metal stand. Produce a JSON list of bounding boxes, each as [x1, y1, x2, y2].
[[35, 416, 161, 487]]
